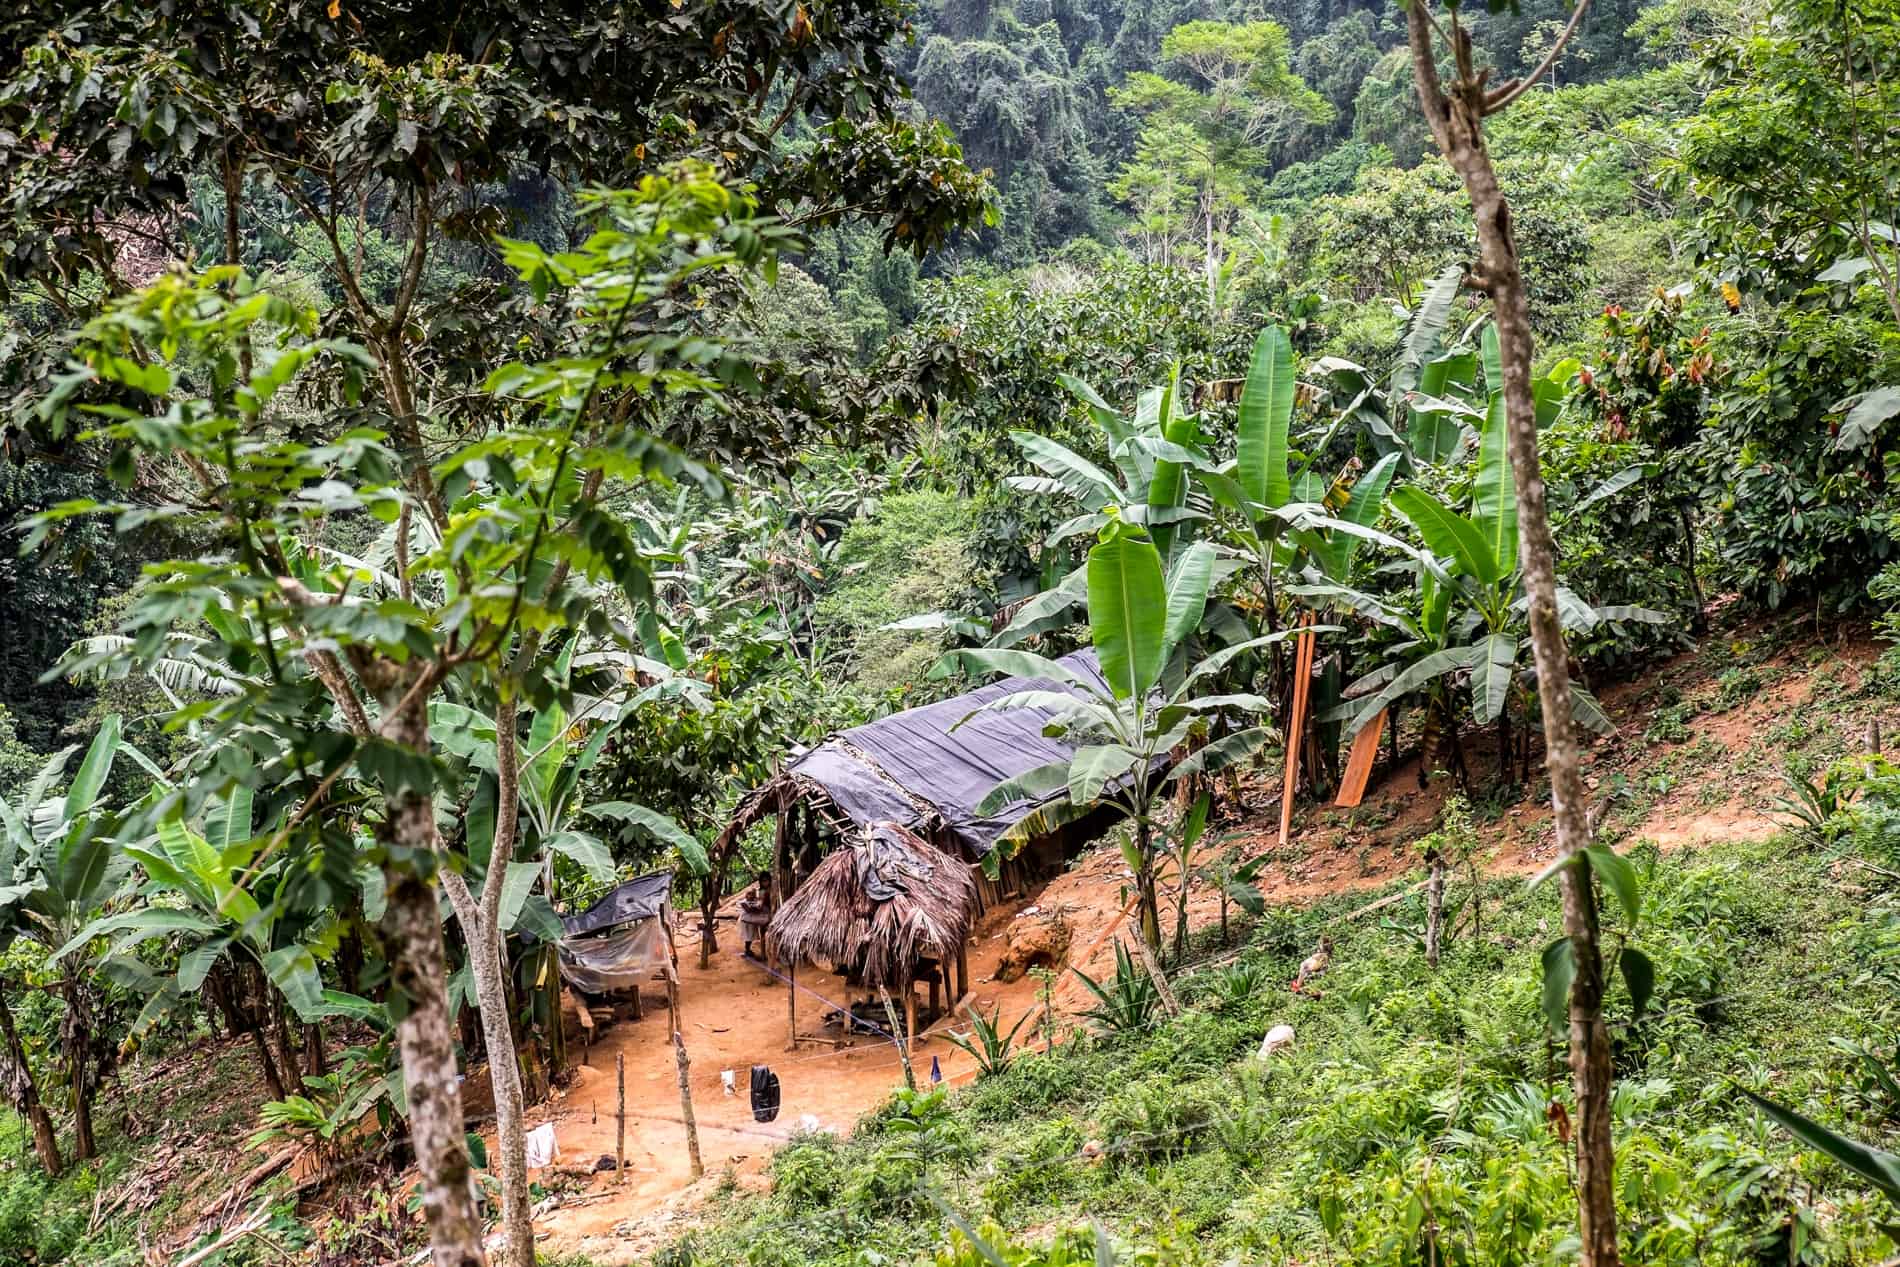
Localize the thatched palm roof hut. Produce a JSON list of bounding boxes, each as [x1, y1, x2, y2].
[[767, 821, 979, 1045]]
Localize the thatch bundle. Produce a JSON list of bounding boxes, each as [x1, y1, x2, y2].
[[768, 821, 978, 991]]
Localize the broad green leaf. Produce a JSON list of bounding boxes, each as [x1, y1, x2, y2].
[[932, 647, 1094, 688], [1473, 396, 1519, 577], [1012, 430, 1122, 511], [1067, 745, 1140, 805], [1481, 321, 1503, 400], [583, 802, 707, 874], [1540, 936, 1574, 1034], [207, 785, 253, 851], [53, 908, 219, 961], [1472, 634, 1518, 724], [1342, 645, 1485, 736], [1165, 727, 1275, 781], [1161, 542, 1216, 660], [177, 940, 226, 992], [1836, 386, 1900, 452], [1398, 266, 1464, 390], [545, 830, 616, 884], [1583, 845, 1641, 924], [1087, 523, 1167, 701], [497, 861, 543, 935], [263, 945, 325, 1021], [975, 759, 1074, 815], [1392, 487, 1498, 583], [63, 714, 121, 825], [1237, 327, 1294, 509], [1742, 1091, 1900, 1205], [1569, 684, 1616, 737], [1620, 946, 1655, 1018], [1574, 466, 1646, 514]]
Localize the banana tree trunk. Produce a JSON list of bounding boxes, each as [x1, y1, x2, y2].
[[59, 971, 97, 1161], [1134, 813, 1161, 953], [0, 983, 62, 1176]]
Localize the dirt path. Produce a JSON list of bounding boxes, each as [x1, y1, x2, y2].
[[519, 843, 1164, 1261]]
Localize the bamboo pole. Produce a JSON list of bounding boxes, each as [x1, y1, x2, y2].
[[786, 961, 797, 1051]]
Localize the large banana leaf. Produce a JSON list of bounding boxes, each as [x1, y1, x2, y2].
[[583, 800, 707, 874], [1165, 727, 1276, 781], [933, 646, 1095, 687], [1011, 429, 1122, 512], [1472, 396, 1519, 578], [1392, 487, 1501, 583], [1237, 327, 1294, 510], [1481, 321, 1503, 400], [1472, 634, 1519, 724], [1161, 542, 1216, 660], [1067, 745, 1140, 805], [1397, 265, 1465, 394], [62, 714, 120, 825], [1342, 644, 1486, 735], [1087, 523, 1167, 702], [974, 759, 1075, 816], [1743, 1090, 1900, 1207]]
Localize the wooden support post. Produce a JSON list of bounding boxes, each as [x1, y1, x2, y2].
[[615, 1052, 626, 1183], [905, 989, 918, 1052], [663, 944, 703, 1181], [957, 942, 969, 1005], [1279, 615, 1318, 847], [879, 989, 916, 1091]]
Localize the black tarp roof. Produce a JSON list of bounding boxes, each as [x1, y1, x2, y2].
[[786, 649, 1116, 857], [561, 871, 672, 937]]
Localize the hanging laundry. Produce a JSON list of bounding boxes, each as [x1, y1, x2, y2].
[[524, 1122, 560, 1169]]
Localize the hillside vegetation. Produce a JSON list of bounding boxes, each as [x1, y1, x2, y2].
[[3, 0, 1900, 1262]]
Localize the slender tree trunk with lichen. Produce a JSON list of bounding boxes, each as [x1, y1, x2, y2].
[[1403, 4, 1619, 1262]]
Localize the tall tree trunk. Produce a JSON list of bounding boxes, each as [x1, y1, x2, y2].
[[376, 678, 489, 1267], [0, 984, 62, 1176], [1403, 9, 1619, 1263], [443, 691, 533, 1267]]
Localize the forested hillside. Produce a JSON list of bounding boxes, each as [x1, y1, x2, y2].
[[3, 0, 1900, 1263]]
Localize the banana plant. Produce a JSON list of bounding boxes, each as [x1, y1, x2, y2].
[[1328, 397, 1666, 785], [938, 519, 1332, 950], [0, 716, 139, 1161]]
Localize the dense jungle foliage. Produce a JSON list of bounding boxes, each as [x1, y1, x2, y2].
[[3, 0, 1900, 1261]]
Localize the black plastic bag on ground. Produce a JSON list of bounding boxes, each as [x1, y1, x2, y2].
[[750, 1065, 781, 1123]]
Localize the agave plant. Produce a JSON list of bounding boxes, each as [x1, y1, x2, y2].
[[1073, 942, 1162, 1037], [946, 1002, 1034, 1078]]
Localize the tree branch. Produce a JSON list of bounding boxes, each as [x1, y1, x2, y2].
[[1485, 0, 1592, 115]]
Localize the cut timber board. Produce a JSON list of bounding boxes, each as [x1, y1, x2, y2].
[[1334, 709, 1387, 808]]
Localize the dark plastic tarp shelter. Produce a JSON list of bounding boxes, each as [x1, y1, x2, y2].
[[778, 649, 1114, 857], [556, 872, 674, 994]]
